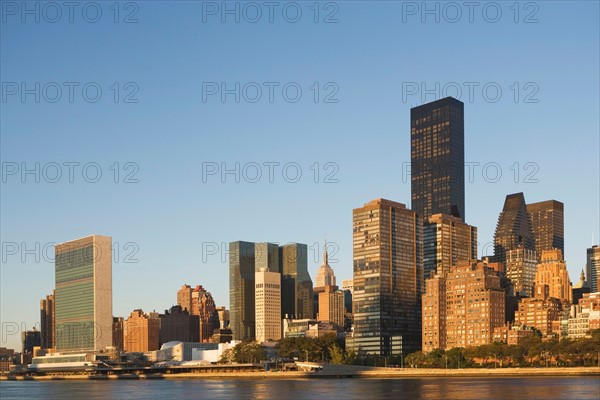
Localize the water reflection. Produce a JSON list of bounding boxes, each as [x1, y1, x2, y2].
[[0, 377, 598, 400]]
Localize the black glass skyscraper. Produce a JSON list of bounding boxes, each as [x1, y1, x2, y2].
[[411, 97, 465, 221]]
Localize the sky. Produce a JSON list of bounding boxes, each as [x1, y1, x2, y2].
[[1, 1, 599, 351]]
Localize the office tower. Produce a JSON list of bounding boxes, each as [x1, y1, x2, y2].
[[255, 267, 282, 342], [411, 97, 465, 221], [160, 305, 200, 345], [587, 245, 600, 292], [442, 260, 505, 350], [572, 270, 591, 305], [515, 285, 562, 336], [229, 241, 256, 340], [255, 242, 280, 273], [423, 213, 477, 279], [352, 198, 422, 356], [21, 328, 41, 363], [124, 309, 160, 352], [505, 248, 538, 297], [280, 243, 313, 320], [55, 235, 112, 352], [317, 285, 345, 329], [112, 317, 124, 351], [527, 200, 564, 257], [493, 193, 535, 265], [535, 249, 572, 304], [40, 290, 55, 349]]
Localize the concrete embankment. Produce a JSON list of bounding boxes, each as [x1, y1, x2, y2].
[[2, 367, 599, 380]]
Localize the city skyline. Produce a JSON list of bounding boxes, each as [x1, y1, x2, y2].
[[2, 5, 599, 353]]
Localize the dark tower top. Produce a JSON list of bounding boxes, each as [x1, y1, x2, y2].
[[411, 97, 465, 221], [493, 192, 535, 264]]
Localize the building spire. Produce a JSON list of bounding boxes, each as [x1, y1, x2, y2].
[[323, 238, 328, 266]]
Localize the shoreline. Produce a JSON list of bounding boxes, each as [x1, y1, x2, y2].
[[2, 367, 599, 381]]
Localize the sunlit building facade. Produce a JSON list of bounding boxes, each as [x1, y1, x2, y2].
[[352, 198, 422, 356]]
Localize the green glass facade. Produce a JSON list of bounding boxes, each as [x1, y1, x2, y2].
[[55, 245, 95, 351]]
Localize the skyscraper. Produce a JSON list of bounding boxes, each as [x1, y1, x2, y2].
[[315, 242, 336, 288], [40, 290, 55, 350], [527, 200, 564, 257], [505, 248, 538, 297], [423, 213, 477, 280], [255, 267, 282, 342], [255, 242, 280, 273], [229, 241, 256, 341], [280, 243, 313, 319], [317, 285, 345, 330], [352, 198, 422, 356], [535, 249, 572, 304], [493, 193, 535, 265], [587, 245, 600, 293], [54, 235, 112, 352], [411, 97, 465, 221]]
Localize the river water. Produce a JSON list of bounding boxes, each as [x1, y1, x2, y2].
[[1, 376, 599, 399]]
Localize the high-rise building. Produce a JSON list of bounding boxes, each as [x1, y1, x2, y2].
[[587, 245, 600, 293], [535, 249, 572, 304], [341, 279, 353, 294], [255, 267, 282, 342], [493, 193, 535, 266], [21, 328, 41, 363], [423, 213, 477, 279], [54, 235, 112, 352], [313, 242, 337, 318], [40, 291, 55, 350], [112, 317, 124, 352], [229, 241, 256, 341], [160, 305, 200, 345], [434, 260, 505, 350], [527, 200, 564, 257], [317, 285, 345, 329], [514, 284, 562, 336], [411, 97, 465, 221], [422, 272, 446, 352], [505, 248, 538, 297], [123, 309, 160, 352], [280, 243, 313, 319], [256, 242, 280, 273], [352, 198, 422, 356]]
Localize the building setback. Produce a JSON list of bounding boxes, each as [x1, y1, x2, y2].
[[54, 235, 112, 352], [352, 198, 422, 356], [410, 97, 465, 221]]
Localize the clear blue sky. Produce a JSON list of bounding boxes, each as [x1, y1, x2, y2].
[[1, 1, 599, 350]]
